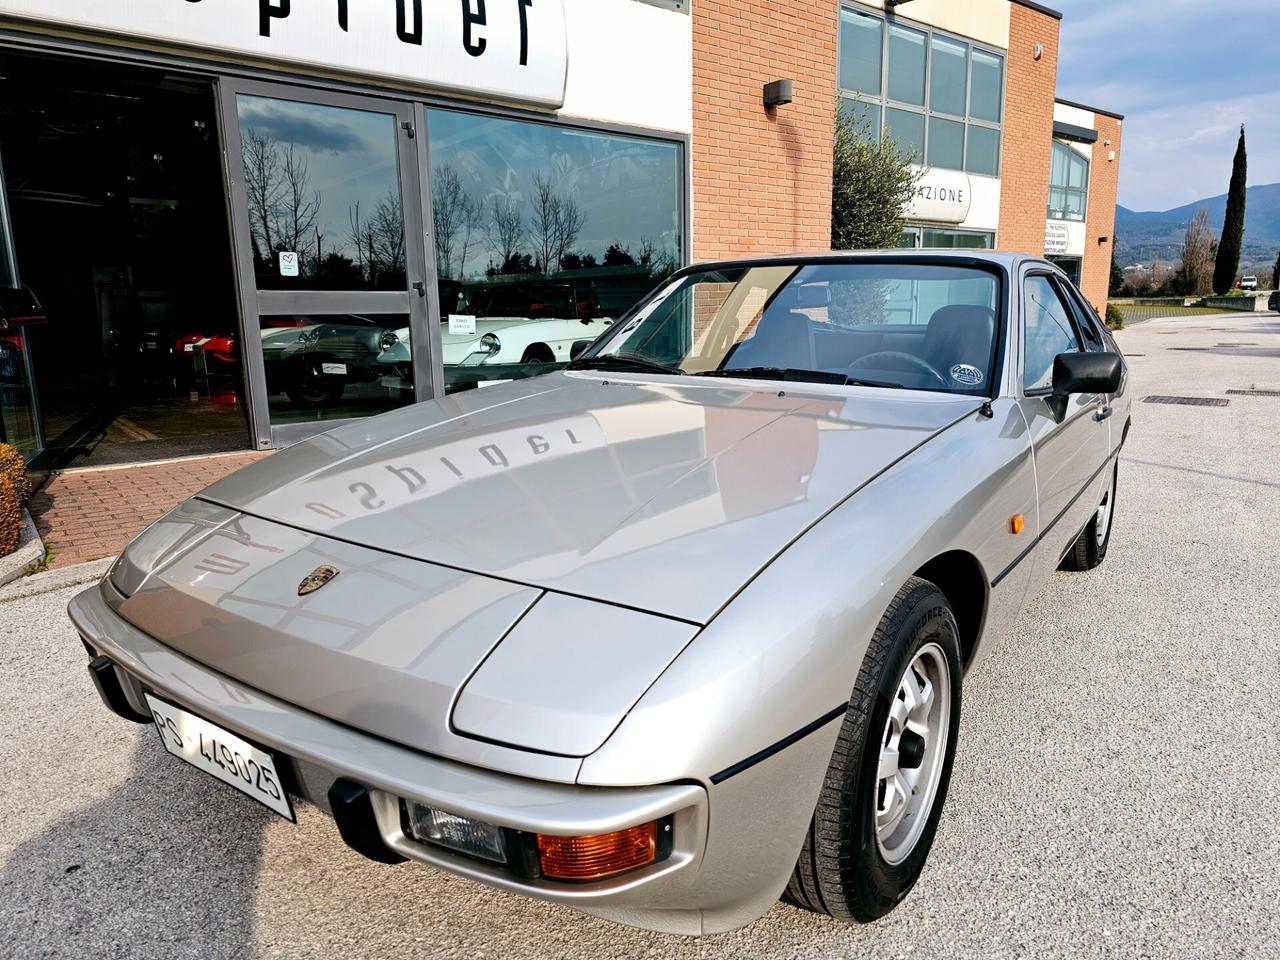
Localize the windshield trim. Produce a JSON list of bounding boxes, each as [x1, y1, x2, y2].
[[575, 255, 1011, 400]]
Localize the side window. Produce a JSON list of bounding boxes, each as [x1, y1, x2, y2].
[[1023, 274, 1082, 392]]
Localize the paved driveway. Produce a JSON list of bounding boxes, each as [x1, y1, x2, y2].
[[3, 311, 1279, 959]]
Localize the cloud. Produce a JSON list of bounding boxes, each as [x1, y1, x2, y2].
[[238, 104, 364, 154], [1057, 0, 1276, 209]]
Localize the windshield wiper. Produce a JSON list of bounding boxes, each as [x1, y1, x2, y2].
[[694, 367, 903, 389], [569, 354, 686, 376]]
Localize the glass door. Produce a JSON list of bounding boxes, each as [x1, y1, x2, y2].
[[220, 80, 432, 448], [0, 151, 43, 460]]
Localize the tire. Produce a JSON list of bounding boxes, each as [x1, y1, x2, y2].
[[521, 344, 555, 365], [285, 359, 345, 409], [784, 577, 963, 922], [1059, 460, 1117, 571]]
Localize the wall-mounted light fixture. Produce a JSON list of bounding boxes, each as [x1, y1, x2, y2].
[[763, 79, 793, 109], [1098, 236, 1110, 245]]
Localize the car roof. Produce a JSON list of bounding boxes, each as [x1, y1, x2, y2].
[[680, 249, 1049, 274]]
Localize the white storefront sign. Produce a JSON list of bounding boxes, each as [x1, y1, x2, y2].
[[1044, 221, 1071, 256], [0, 0, 569, 108], [906, 168, 973, 224]]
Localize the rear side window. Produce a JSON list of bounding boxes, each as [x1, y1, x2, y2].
[[1058, 280, 1107, 351], [1023, 275, 1081, 391]]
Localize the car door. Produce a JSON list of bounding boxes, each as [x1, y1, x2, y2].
[[1018, 270, 1112, 566]]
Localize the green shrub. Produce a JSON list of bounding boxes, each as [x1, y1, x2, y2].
[[0, 473, 21, 558], [0, 443, 30, 503], [1105, 303, 1125, 330]]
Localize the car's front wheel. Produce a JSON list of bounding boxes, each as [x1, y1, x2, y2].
[[1060, 460, 1117, 571], [784, 577, 962, 922]]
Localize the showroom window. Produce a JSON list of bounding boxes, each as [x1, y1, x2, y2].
[[1048, 140, 1089, 221], [838, 5, 1004, 177], [899, 227, 995, 249], [425, 109, 683, 394]]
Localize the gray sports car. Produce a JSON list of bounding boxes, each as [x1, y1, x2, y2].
[[69, 252, 1130, 935]]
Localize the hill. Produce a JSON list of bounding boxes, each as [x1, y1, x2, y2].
[[1114, 182, 1280, 269]]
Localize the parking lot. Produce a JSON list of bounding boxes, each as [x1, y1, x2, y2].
[[3, 310, 1279, 959]]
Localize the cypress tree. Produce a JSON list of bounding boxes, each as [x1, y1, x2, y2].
[[1213, 126, 1247, 294]]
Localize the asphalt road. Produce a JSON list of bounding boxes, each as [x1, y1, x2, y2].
[[3, 311, 1280, 959]]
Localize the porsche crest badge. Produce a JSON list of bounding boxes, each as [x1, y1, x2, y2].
[[298, 565, 339, 596]]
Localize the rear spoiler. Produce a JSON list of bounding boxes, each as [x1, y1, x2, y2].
[[0, 285, 46, 329]]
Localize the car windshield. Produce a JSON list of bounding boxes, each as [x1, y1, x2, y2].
[[575, 261, 1002, 396]]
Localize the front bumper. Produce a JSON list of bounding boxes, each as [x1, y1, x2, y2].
[[68, 582, 708, 923]]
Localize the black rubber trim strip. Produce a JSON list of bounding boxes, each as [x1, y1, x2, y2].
[[328, 778, 407, 865], [87, 655, 153, 724], [990, 446, 1119, 588], [709, 704, 848, 785]]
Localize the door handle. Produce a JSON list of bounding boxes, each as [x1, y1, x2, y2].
[[1094, 404, 1113, 422], [412, 281, 426, 298]]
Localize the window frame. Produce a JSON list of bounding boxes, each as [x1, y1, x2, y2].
[[1048, 140, 1089, 222], [838, 2, 1006, 177], [1021, 269, 1086, 397]]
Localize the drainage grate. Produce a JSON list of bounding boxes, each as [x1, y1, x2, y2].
[[1142, 395, 1230, 407], [1125, 353, 1146, 357], [1226, 388, 1280, 397]]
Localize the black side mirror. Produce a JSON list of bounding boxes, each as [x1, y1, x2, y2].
[[569, 339, 591, 361], [1052, 351, 1123, 396], [1047, 351, 1123, 421]]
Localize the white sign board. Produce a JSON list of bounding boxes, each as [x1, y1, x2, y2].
[[0, 0, 569, 108], [448, 314, 478, 336], [906, 168, 973, 224], [1044, 221, 1071, 256]]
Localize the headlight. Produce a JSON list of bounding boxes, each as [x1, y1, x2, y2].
[[479, 332, 501, 356], [379, 330, 399, 350]]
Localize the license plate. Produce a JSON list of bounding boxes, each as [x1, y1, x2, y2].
[[145, 694, 295, 821], [321, 362, 347, 375]]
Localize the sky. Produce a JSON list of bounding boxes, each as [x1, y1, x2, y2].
[[1056, 0, 1274, 212]]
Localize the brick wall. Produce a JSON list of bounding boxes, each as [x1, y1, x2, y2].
[[996, 4, 1060, 255], [691, 0, 838, 261], [1080, 114, 1123, 313]]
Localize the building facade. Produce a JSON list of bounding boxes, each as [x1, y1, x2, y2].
[[0, 0, 1120, 469]]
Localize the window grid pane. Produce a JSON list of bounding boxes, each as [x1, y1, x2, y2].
[[929, 35, 968, 117], [970, 49, 1004, 123], [888, 24, 927, 106], [837, 6, 1002, 176], [839, 9, 883, 95], [927, 116, 964, 169]]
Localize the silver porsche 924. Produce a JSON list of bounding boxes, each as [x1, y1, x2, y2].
[[69, 252, 1130, 935]]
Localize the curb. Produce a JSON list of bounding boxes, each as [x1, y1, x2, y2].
[[0, 555, 115, 603], [0, 509, 45, 590]]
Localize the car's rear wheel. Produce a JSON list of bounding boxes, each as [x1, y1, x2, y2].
[[1060, 460, 1117, 571], [784, 577, 962, 922], [285, 360, 346, 408]]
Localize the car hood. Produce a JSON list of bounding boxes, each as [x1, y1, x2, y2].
[[198, 373, 981, 623]]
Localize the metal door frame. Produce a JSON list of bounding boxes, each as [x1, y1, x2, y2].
[[0, 149, 45, 457], [218, 77, 433, 450]]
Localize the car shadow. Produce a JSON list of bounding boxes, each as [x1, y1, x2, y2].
[[0, 732, 269, 959]]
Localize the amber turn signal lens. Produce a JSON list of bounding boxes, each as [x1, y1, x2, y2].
[[536, 821, 658, 881], [1009, 514, 1025, 535]]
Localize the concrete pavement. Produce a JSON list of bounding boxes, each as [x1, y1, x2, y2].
[[3, 311, 1279, 958]]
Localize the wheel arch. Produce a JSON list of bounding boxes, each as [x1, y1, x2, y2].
[[912, 550, 989, 668]]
